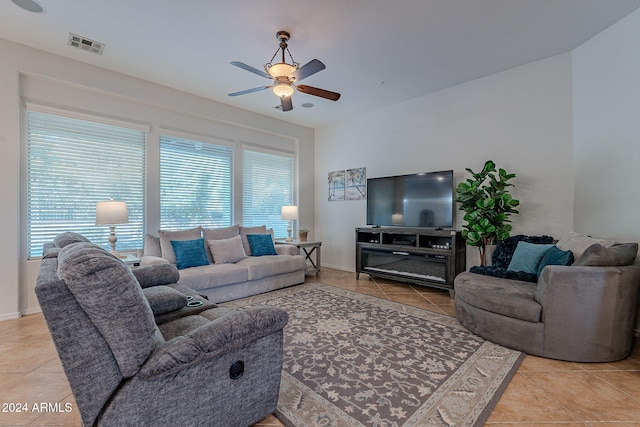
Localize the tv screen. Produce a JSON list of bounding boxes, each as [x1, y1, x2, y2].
[[366, 170, 454, 228]]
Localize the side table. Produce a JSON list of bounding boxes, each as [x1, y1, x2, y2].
[[276, 240, 322, 276], [118, 253, 141, 267]]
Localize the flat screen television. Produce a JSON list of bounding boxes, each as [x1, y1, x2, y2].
[[366, 170, 454, 228]]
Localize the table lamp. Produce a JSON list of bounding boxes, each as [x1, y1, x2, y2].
[[96, 200, 129, 254], [281, 205, 298, 242]]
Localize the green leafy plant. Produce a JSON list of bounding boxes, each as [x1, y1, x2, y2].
[[299, 227, 310, 233], [455, 160, 520, 265]]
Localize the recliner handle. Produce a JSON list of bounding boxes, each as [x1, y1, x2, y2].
[[229, 360, 244, 380]]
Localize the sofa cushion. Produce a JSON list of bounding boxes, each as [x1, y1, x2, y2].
[[491, 235, 555, 269], [573, 243, 638, 267], [171, 238, 209, 269], [57, 242, 160, 378], [143, 286, 188, 315], [237, 255, 306, 281], [537, 246, 574, 277], [144, 234, 162, 257], [247, 234, 277, 256], [177, 263, 249, 291], [54, 232, 91, 248], [556, 231, 615, 262], [455, 271, 541, 323], [507, 242, 555, 274], [208, 235, 247, 264], [158, 227, 202, 264], [203, 224, 240, 241]]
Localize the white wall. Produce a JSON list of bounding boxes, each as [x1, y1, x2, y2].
[[315, 53, 574, 271], [573, 9, 640, 243], [0, 38, 315, 320]]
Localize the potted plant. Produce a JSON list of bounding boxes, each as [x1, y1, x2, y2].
[[455, 160, 520, 265], [299, 227, 309, 242]]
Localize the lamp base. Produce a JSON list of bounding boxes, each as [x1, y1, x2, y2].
[[108, 225, 118, 254]]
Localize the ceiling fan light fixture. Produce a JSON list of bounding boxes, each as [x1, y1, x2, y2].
[[267, 62, 296, 78], [229, 30, 340, 111], [272, 81, 294, 98]]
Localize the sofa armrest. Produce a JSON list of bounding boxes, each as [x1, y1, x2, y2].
[[138, 306, 288, 379], [140, 255, 170, 267], [275, 244, 298, 256], [132, 263, 180, 288]]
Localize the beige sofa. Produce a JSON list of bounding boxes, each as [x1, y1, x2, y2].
[[142, 225, 307, 303]]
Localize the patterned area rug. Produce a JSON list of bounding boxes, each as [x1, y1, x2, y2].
[[222, 283, 523, 427]]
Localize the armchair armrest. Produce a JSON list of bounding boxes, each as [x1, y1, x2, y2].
[[138, 306, 288, 379], [536, 264, 640, 361], [132, 263, 179, 288]]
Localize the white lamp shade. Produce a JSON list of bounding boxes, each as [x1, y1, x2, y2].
[[96, 201, 129, 225], [281, 205, 299, 221]]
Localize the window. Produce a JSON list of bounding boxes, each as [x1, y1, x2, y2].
[[26, 109, 146, 258], [159, 134, 233, 230], [242, 148, 294, 238]]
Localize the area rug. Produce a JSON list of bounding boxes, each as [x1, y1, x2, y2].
[[222, 283, 524, 427]]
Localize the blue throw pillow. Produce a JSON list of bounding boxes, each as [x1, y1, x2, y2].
[[170, 238, 209, 269], [247, 234, 277, 256], [491, 235, 555, 269], [537, 246, 574, 277], [507, 242, 555, 274]]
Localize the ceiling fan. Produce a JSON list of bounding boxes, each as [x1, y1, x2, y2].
[[228, 31, 341, 112]]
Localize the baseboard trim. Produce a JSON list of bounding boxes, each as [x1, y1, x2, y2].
[[21, 307, 42, 316], [0, 312, 21, 321]]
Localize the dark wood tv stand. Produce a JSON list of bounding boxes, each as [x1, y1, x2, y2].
[[355, 227, 466, 296]]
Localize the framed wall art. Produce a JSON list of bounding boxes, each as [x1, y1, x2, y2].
[[346, 167, 366, 200], [328, 170, 345, 201]]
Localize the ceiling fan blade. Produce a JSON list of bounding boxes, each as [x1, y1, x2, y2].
[[230, 61, 271, 79], [296, 85, 341, 101], [281, 96, 293, 112], [291, 59, 325, 82], [228, 86, 271, 96]]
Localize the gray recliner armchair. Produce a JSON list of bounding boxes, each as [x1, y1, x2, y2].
[[36, 239, 288, 427]]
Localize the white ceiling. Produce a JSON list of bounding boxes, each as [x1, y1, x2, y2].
[[2, 0, 640, 129]]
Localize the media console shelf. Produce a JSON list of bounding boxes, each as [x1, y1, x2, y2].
[[355, 227, 466, 296]]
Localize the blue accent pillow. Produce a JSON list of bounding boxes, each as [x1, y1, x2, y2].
[[170, 238, 209, 269], [491, 235, 555, 268], [247, 234, 277, 256], [537, 245, 574, 277], [507, 242, 555, 274]]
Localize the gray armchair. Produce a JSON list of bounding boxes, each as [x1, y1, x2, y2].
[[455, 262, 640, 362], [36, 240, 288, 427]]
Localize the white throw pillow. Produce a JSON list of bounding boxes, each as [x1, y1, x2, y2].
[[208, 235, 247, 264], [556, 231, 615, 261]]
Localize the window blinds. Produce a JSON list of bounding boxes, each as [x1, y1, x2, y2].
[[159, 135, 233, 230], [26, 110, 146, 258], [242, 148, 294, 238]]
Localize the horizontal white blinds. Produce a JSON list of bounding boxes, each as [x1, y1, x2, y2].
[[159, 135, 233, 230], [26, 110, 146, 257], [242, 149, 294, 238]]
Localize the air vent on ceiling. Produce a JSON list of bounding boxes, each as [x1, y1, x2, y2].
[[67, 33, 104, 55]]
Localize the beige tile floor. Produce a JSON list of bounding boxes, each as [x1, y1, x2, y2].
[[1, 267, 639, 426]]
